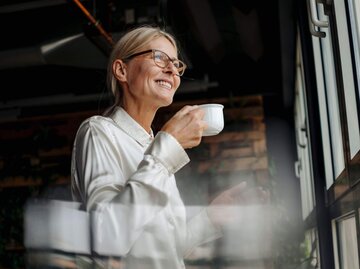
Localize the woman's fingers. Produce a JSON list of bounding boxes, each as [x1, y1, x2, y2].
[[161, 106, 207, 149], [175, 105, 199, 117]]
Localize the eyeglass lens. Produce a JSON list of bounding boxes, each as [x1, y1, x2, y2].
[[153, 51, 185, 76]]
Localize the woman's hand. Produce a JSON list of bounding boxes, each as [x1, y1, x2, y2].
[[161, 105, 208, 149]]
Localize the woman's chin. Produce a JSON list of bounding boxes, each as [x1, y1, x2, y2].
[[157, 95, 173, 107], [160, 100, 173, 108]]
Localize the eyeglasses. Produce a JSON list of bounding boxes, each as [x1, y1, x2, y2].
[[123, 49, 187, 76]]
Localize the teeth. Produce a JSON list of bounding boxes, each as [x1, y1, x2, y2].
[[156, 80, 172, 89]]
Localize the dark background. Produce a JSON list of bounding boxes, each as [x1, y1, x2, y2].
[[0, 0, 296, 117]]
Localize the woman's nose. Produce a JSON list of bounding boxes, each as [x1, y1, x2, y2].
[[164, 61, 179, 75]]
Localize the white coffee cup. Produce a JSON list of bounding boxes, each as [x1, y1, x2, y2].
[[199, 103, 224, 136]]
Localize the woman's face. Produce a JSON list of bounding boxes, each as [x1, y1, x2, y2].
[[122, 36, 181, 109]]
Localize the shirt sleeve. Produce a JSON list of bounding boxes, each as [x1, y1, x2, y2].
[[71, 118, 190, 257]]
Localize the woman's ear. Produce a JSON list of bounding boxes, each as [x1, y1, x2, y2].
[[113, 59, 127, 81]]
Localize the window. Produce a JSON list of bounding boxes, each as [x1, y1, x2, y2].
[[332, 214, 360, 269], [348, 0, 360, 102], [334, 0, 360, 160], [311, 5, 344, 187], [294, 34, 315, 218]]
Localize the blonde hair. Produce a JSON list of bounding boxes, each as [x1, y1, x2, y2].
[[104, 25, 179, 115]]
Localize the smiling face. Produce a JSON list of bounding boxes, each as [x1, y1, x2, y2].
[[116, 36, 181, 112]]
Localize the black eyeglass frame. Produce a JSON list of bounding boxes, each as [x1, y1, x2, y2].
[[123, 49, 187, 76]]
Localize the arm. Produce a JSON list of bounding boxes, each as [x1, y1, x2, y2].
[[71, 118, 189, 256]]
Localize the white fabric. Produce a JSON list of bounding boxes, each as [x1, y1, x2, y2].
[[71, 106, 222, 269]]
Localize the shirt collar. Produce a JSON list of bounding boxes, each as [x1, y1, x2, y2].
[[110, 106, 154, 147]]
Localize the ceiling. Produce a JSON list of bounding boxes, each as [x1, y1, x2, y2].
[[0, 0, 296, 117]]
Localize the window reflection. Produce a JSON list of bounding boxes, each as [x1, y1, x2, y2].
[[24, 198, 302, 269]]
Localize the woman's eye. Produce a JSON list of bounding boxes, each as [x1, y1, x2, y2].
[[154, 54, 162, 61], [160, 55, 168, 62]]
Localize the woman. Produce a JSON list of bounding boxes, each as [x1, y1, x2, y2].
[[71, 25, 257, 269]]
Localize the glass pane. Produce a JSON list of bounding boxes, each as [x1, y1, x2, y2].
[[334, 0, 360, 159], [311, 37, 334, 188], [349, 0, 360, 103], [318, 6, 345, 178], [294, 38, 316, 218], [337, 215, 360, 269], [311, 8, 338, 188]]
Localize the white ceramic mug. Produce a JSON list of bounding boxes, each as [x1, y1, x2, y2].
[[199, 103, 224, 136]]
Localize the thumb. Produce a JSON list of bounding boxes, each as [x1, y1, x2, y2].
[[176, 105, 198, 116], [226, 181, 247, 197]]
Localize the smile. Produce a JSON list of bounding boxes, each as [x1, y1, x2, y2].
[[156, 80, 172, 90]]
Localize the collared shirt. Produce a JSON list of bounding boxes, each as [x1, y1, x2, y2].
[[71, 107, 222, 269]]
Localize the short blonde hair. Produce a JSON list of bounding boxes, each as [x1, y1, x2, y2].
[[106, 25, 179, 113]]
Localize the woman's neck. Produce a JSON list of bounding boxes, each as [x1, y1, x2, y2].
[[122, 102, 156, 134]]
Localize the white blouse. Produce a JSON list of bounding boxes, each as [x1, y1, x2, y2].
[[71, 106, 222, 269]]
